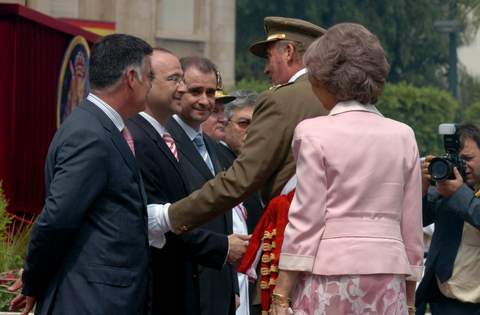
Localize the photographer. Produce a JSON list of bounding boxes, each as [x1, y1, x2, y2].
[[416, 123, 480, 314]]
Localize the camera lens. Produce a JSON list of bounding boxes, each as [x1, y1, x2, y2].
[[429, 158, 451, 181]]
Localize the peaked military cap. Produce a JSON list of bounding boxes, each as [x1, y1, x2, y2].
[[249, 16, 326, 58], [215, 89, 236, 104]]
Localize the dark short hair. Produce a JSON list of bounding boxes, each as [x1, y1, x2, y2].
[[89, 34, 153, 89], [458, 123, 480, 150], [180, 56, 218, 82]]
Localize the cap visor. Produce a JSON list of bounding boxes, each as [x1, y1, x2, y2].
[[249, 39, 278, 58], [215, 96, 236, 104]]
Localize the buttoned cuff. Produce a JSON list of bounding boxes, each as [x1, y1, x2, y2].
[[278, 253, 314, 272]]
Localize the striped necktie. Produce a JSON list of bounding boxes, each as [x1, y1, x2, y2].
[[163, 132, 178, 161], [121, 126, 135, 156]]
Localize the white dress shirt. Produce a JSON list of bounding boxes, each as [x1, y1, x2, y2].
[[87, 93, 124, 131], [288, 68, 307, 83]]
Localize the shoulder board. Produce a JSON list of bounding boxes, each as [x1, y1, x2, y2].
[[269, 81, 294, 91]]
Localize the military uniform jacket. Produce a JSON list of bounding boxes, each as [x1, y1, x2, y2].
[[169, 74, 327, 233]]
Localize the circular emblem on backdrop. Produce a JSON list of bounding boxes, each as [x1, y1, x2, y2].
[[56, 36, 91, 127]]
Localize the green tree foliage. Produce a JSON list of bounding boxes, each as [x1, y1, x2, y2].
[[378, 83, 460, 155], [459, 67, 480, 110], [230, 78, 270, 93], [236, 0, 480, 87], [462, 100, 480, 126]]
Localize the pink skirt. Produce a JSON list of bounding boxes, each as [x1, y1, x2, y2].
[[291, 274, 407, 315]]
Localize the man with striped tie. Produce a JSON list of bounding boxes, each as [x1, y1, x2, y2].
[[127, 49, 246, 315]]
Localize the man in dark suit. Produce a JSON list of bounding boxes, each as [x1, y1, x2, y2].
[[11, 34, 154, 315], [417, 123, 480, 314], [166, 56, 249, 315], [127, 49, 243, 315]]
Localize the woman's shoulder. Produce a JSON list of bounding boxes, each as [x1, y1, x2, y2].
[[380, 116, 415, 137], [296, 115, 332, 131]]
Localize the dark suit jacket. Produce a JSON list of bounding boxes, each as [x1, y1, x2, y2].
[[416, 184, 480, 305], [166, 117, 238, 315], [22, 100, 150, 315], [216, 143, 264, 234], [127, 114, 229, 315]]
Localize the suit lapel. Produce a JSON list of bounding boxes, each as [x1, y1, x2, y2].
[[81, 101, 146, 206], [82, 101, 140, 178], [166, 118, 214, 181], [132, 115, 184, 174]]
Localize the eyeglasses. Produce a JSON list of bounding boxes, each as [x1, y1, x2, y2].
[[229, 118, 251, 129]]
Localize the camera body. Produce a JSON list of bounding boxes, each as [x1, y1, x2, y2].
[[428, 124, 467, 181]]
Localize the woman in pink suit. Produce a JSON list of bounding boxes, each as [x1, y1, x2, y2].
[[270, 23, 424, 315]]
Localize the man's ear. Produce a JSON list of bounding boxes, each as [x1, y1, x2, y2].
[[125, 67, 137, 89], [284, 43, 296, 64]]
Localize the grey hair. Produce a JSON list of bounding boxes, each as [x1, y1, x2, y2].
[[275, 40, 306, 63], [304, 23, 390, 105], [224, 90, 258, 120]]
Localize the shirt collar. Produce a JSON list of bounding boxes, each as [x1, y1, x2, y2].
[[288, 68, 307, 83], [139, 112, 167, 137], [87, 93, 125, 132], [328, 100, 383, 117], [173, 114, 202, 141]]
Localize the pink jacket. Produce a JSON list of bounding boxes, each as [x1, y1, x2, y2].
[[279, 101, 424, 281]]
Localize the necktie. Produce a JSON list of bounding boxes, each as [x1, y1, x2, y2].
[[193, 134, 215, 174], [233, 203, 248, 223], [122, 126, 135, 156], [163, 132, 178, 161]]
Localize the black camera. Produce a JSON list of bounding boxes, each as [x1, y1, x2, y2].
[[428, 123, 467, 181]]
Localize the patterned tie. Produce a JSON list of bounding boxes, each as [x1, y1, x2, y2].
[[193, 134, 215, 174], [233, 203, 248, 222], [122, 126, 135, 156], [163, 132, 178, 161]]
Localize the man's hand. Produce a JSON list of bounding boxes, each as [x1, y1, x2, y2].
[[235, 294, 240, 309], [227, 234, 250, 264], [436, 167, 464, 198], [421, 155, 434, 197], [8, 272, 36, 315], [10, 294, 35, 315]]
